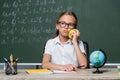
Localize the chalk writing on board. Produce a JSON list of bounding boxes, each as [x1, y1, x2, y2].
[[0, 0, 73, 45]]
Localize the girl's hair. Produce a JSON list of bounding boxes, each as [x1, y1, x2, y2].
[[52, 11, 78, 38]]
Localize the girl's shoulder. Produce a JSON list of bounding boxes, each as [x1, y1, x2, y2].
[[46, 37, 58, 44], [78, 40, 84, 44]]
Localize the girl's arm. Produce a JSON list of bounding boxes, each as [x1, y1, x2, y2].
[[71, 29, 87, 69], [42, 54, 77, 71]]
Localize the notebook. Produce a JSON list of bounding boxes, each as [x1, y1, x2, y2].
[[26, 69, 53, 74], [26, 69, 76, 75], [52, 70, 76, 74]]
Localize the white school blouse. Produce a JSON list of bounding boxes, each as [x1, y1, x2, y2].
[[44, 36, 86, 67]]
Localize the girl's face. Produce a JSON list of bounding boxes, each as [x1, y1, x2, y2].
[[56, 15, 76, 38]]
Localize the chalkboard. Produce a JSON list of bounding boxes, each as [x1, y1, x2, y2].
[[0, 0, 120, 63]]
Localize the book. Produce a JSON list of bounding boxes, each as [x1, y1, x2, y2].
[[26, 69, 53, 74], [26, 69, 76, 75], [52, 70, 76, 74]]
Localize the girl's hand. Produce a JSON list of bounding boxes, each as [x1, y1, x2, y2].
[[69, 29, 80, 44], [60, 64, 77, 71]]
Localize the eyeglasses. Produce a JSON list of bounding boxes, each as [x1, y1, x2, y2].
[[57, 21, 75, 28]]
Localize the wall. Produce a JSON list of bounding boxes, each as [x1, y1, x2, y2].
[[0, 0, 120, 63]]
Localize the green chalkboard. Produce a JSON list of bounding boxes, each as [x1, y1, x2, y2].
[[0, 0, 120, 63]]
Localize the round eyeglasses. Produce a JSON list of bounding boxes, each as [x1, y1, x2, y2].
[[57, 21, 76, 28]]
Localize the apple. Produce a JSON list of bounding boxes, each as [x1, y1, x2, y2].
[[68, 29, 76, 39]]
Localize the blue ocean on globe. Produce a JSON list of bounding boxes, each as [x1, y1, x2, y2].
[[90, 50, 106, 67]]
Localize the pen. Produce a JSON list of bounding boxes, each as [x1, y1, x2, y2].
[[15, 58, 19, 62], [3, 57, 11, 67]]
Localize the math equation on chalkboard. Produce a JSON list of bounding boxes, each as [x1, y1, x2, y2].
[[0, 0, 73, 45]]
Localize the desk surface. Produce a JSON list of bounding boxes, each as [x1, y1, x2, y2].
[[0, 68, 120, 80]]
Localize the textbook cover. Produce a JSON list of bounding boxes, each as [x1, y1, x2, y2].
[[26, 69, 52, 74]]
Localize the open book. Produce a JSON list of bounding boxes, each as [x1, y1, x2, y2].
[[53, 70, 76, 74], [26, 69, 76, 74]]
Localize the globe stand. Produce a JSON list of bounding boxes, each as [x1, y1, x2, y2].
[[93, 67, 103, 74]]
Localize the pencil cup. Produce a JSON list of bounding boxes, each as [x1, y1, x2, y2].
[[5, 60, 17, 75]]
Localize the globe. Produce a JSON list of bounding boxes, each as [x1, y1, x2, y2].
[[90, 50, 107, 73]]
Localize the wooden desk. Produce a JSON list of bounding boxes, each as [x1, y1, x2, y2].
[[0, 68, 120, 80]]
